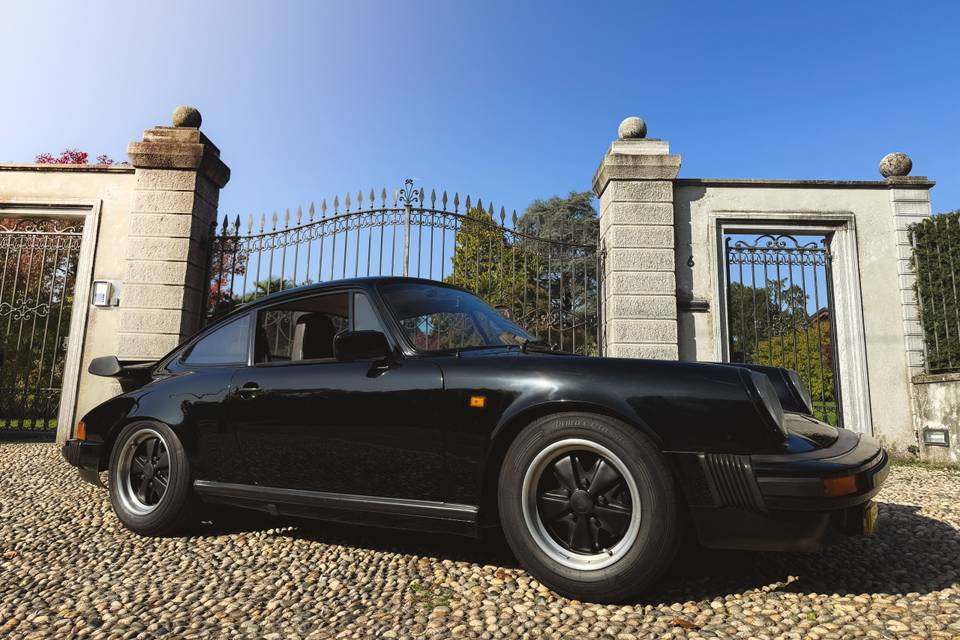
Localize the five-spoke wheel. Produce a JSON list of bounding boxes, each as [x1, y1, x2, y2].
[[109, 421, 195, 535], [117, 428, 170, 515], [523, 439, 641, 570], [499, 413, 678, 602]]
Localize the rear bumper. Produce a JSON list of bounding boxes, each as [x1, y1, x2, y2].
[[61, 439, 104, 486], [671, 429, 890, 552]]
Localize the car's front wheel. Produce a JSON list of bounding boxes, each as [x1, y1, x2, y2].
[[498, 413, 679, 602], [108, 421, 195, 536]]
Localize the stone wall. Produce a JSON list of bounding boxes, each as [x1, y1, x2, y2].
[[595, 115, 937, 459], [0, 107, 229, 443], [911, 374, 960, 464], [0, 164, 136, 441]]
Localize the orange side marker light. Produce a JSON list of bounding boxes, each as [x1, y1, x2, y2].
[[823, 474, 857, 497], [469, 396, 486, 408], [75, 421, 86, 441]]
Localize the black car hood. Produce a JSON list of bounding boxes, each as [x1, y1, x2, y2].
[[783, 413, 840, 451]]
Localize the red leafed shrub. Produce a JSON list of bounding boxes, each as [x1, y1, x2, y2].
[[36, 149, 89, 164], [35, 149, 127, 166]]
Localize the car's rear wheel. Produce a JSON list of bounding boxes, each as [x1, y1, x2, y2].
[[108, 421, 195, 536], [498, 413, 679, 602]]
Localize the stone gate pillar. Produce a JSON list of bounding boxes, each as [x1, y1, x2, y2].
[[880, 152, 934, 380], [592, 117, 681, 359], [120, 106, 230, 360]]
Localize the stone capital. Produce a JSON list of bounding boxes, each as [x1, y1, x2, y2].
[[592, 143, 682, 197], [884, 175, 935, 190], [128, 127, 230, 188]]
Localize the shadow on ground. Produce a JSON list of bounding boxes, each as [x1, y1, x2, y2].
[[196, 501, 960, 603]]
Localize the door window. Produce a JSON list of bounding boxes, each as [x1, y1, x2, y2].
[[254, 293, 349, 364], [183, 315, 250, 365]]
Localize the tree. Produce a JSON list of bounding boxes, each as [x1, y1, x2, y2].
[[445, 204, 541, 313], [515, 192, 600, 353], [443, 192, 601, 354], [752, 314, 836, 423], [727, 279, 807, 362], [516, 191, 598, 244]]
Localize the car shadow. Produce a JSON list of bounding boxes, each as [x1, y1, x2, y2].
[[648, 502, 960, 603], [195, 506, 519, 567], [195, 501, 959, 602]]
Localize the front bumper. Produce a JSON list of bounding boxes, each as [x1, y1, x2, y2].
[[61, 439, 105, 486], [672, 429, 890, 552]]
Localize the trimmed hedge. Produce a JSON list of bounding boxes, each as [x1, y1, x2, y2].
[[910, 210, 960, 373]]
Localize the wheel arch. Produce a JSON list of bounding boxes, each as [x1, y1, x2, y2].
[[98, 415, 183, 471], [478, 401, 662, 527]]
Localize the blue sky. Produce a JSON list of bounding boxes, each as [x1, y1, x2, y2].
[[2, 1, 957, 218]]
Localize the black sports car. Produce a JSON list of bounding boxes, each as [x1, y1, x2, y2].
[[63, 277, 888, 602]]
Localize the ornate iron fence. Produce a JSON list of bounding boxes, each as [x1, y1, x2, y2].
[[909, 213, 960, 374], [1, 217, 82, 437], [206, 180, 603, 355], [725, 233, 842, 426]]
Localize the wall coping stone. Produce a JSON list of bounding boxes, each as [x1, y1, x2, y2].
[[128, 127, 230, 188], [912, 372, 960, 385], [675, 177, 935, 189], [0, 163, 134, 174]]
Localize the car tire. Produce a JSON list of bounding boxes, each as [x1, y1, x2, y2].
[[108, 421, 196, 536], [498, 412, 679, 603]]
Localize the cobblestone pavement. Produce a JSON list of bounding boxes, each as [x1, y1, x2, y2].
[[1, 442, 959, 639]]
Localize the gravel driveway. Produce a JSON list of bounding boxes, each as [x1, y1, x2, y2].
[[1, 443, 958, 639]]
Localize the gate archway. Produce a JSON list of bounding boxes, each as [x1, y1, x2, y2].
[[205, 180, 603, 355], [1, 217, 83, 437], [724, 232, 843, 426]]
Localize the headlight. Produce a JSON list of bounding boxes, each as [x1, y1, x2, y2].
[[785, 369, 814, 415], [741, 369, 787, 439]]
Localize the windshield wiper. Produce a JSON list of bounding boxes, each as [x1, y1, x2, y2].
[[519, 338, 553, 353]]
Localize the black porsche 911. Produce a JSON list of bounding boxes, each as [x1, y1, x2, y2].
[[63, 277, 888, 602]]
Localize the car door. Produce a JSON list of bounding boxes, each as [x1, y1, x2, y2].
[[228, 288, 446, 501]]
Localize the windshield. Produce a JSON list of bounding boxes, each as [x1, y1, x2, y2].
[[378, 282, 536, 352]]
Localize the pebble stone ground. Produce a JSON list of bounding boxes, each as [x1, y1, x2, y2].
[[1, 442, 959, 640]]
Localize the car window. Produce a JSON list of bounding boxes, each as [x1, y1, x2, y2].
[[353, 292, 385, 332], [399, 311, 486, 351], [255, 293, 349, 364], [182, 315, 250, 365], [379, 282, 534, 352]]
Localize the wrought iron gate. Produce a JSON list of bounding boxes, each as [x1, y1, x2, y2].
[[206, 180, 603, 355], [725, 233, 842, 426], [1, 217, 82, 437]]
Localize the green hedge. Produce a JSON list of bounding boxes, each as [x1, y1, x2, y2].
[[910, 210, 960, 372]]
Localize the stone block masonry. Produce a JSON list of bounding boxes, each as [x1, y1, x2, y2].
[[593, 118, 681, 359], [118, 106, 230, 360]]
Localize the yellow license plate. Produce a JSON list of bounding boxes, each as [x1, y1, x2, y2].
[[863, 500, 878, 536]]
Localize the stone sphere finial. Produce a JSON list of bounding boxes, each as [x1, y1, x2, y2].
[[618, 116, 647, 140], [172, 105, 202, 128], [879, 152, 912, 178]]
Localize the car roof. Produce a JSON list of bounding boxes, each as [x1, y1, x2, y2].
[[220, 276, 472, 318]]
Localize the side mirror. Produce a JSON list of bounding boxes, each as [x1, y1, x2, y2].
[[88, 355, 123, 377], [334, 331, 392, 362]]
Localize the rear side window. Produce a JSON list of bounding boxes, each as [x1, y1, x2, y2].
[[183, 315, 250, 365]]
